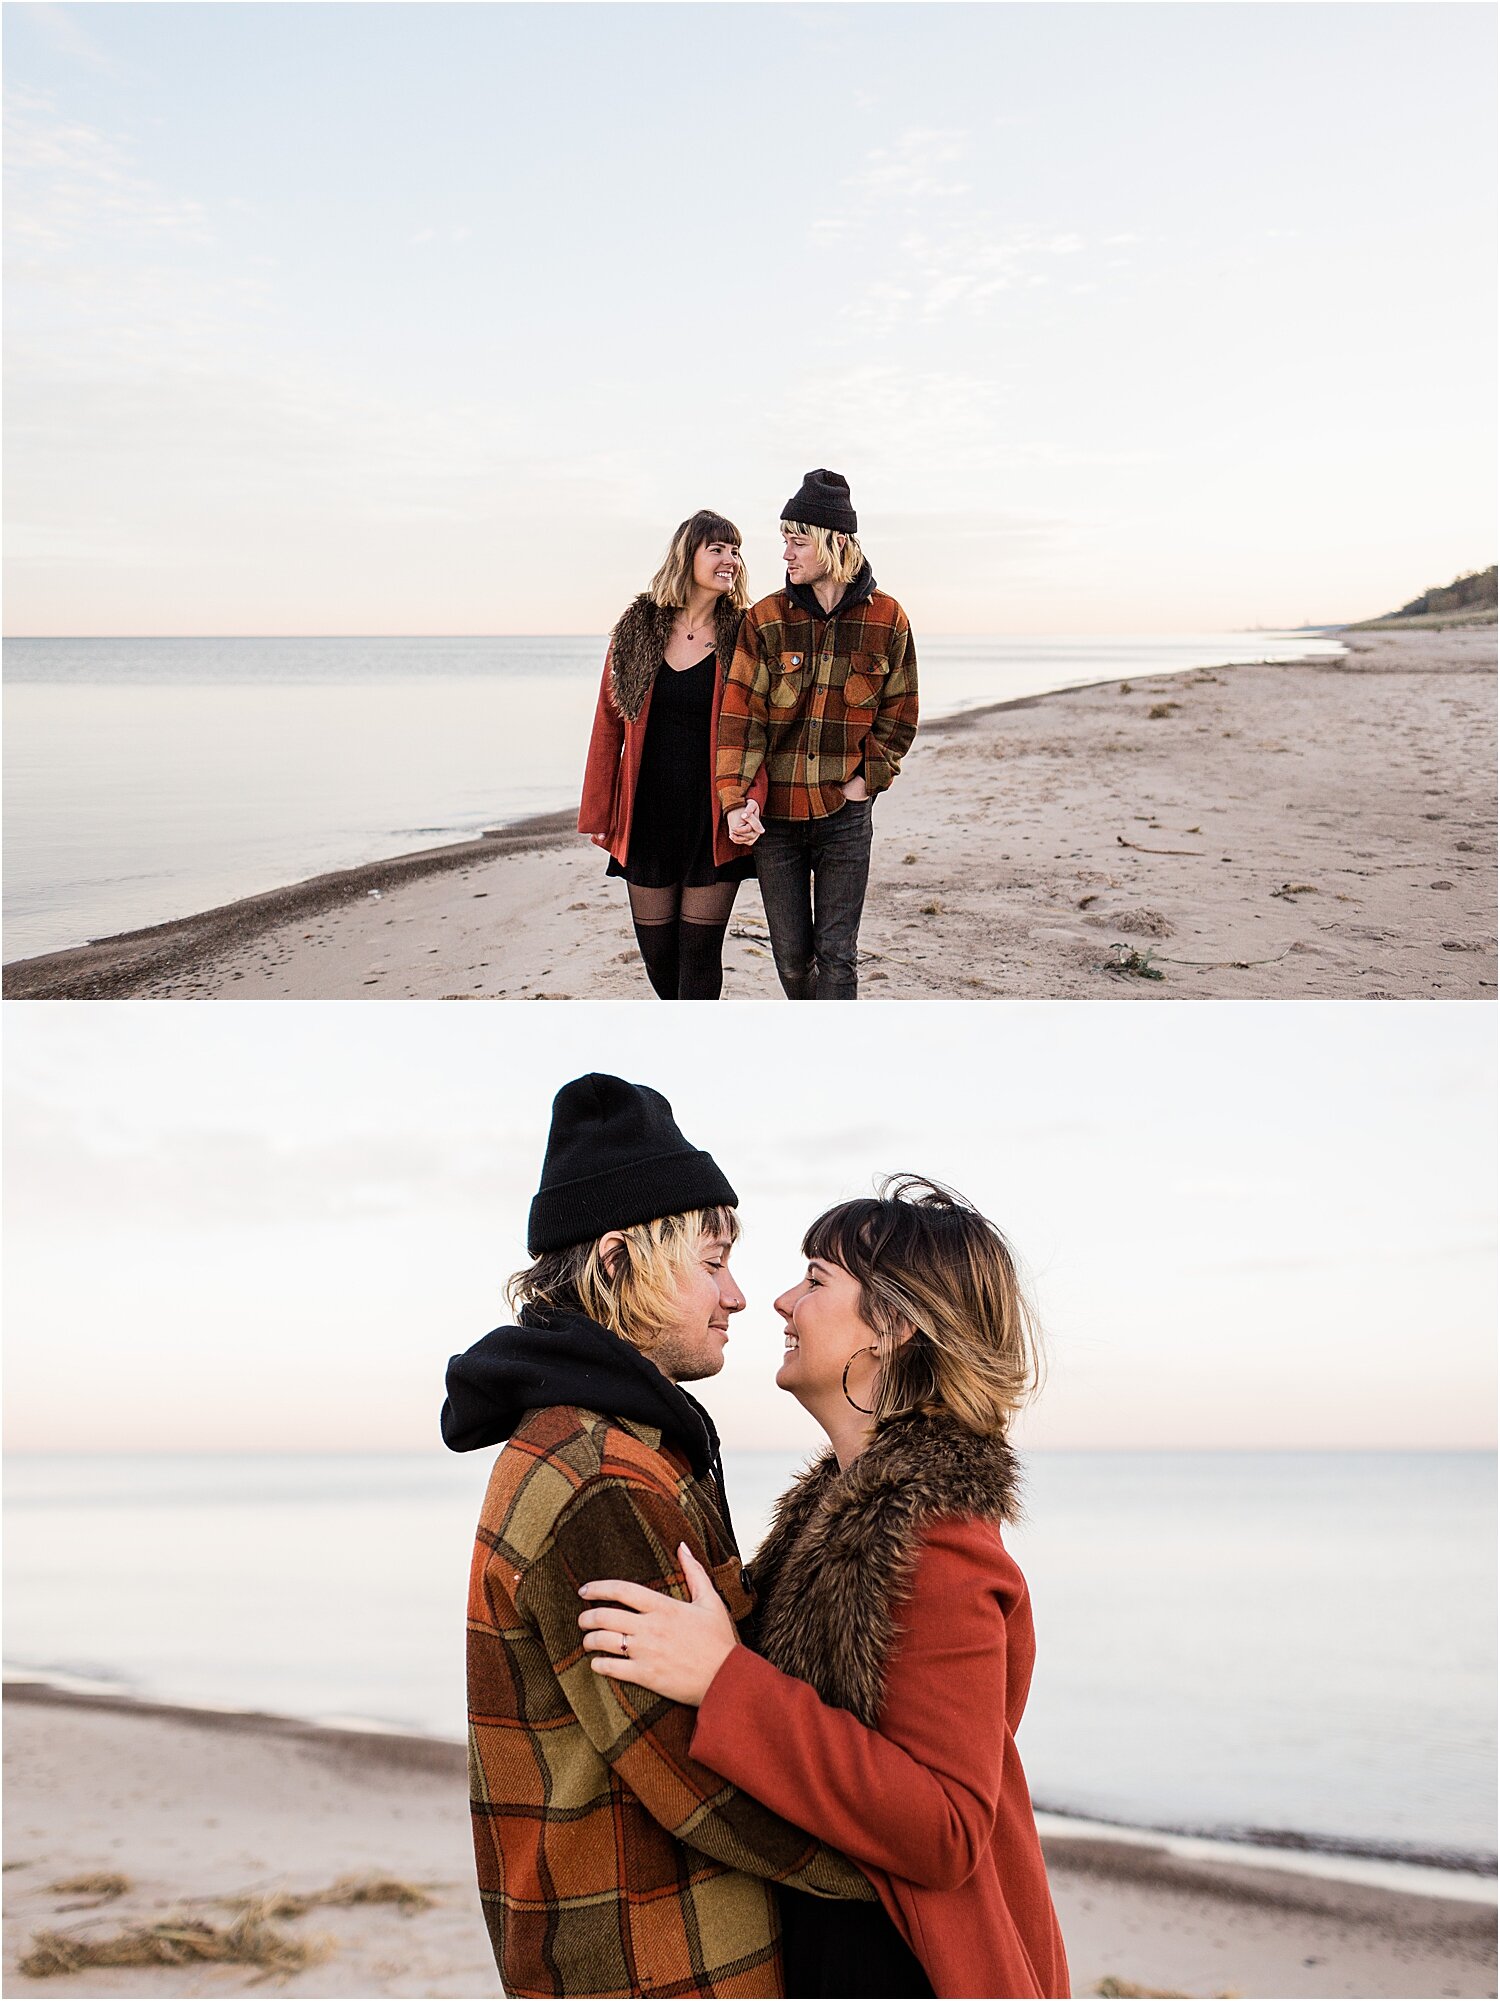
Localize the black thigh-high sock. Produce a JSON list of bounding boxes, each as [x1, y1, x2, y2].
[[632, 919, 680, 1000], [677, 920, 729, 1001]]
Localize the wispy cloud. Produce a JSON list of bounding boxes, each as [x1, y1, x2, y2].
[[839, 126, 973, 204], [12, 4, 133, 78], [5, 1092, 516, 1228], [4, 87, 212, 253], [808, 126, 1134, 332]]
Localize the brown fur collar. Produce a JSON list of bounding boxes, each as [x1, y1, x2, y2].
[[748, 1414, 1021, 1726], [608, 592, 742, 722]]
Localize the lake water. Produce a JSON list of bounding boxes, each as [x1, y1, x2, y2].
[[3, 631, 1342, 958], [4, 1448, 1490, 1877]]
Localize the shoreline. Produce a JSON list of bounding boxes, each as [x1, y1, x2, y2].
[[5, 627, 1495, 1000], [5, 1681, 1495, 2000], [7, 1679, 1493, 1896], [0, 666, 1201, 996], [1, 810, 580, 1001]]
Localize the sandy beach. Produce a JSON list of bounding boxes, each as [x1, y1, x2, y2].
[[4, 627, 1494, 1001], [4, 1685, 1493, 2000]]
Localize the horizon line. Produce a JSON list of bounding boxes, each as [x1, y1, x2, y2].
[[2, 624, 1345, 643], [5, 1443, 1494, 1457]]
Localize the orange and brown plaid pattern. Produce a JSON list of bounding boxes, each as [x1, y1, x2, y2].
[[715, 589, 919, 822], [466, 1404, 873, 1998]]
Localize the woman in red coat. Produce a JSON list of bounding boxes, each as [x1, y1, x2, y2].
[[579, 1178, 1071, 2001], [579, 510, 768, 1001]]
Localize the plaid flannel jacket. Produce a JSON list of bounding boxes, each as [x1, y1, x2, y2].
[[466, 1404, 873, 1998], [715, 588, 918, 822]]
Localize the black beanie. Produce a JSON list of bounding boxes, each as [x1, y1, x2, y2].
[[527, 1073, 738, 1254], [782, 469, 857, 534]]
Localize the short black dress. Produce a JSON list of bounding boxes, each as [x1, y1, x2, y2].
[[778, 1888, 935, 1999], [606, 654, 755, 888]]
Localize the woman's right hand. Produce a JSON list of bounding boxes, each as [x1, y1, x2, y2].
[[727, 804, 763, 847]]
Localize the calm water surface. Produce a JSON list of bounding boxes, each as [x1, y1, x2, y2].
[[4, 1449, 1490, 1870], [4, 632, 1342, 957]]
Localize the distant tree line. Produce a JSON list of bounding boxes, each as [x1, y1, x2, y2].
[[1390, 566, 1497, 618]]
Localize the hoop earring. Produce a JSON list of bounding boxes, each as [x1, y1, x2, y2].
[[841, 1346, 879, 1415]]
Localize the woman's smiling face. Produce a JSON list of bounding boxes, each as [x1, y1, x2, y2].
[[773, 1255, 871, 1398], [693, 537, 741, 598]]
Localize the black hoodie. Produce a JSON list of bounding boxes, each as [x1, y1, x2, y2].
[[441, 1304, 730, 1511], [785, 557, 877, 624]]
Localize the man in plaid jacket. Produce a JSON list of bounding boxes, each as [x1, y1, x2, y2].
[[716, 470, 918, 1000], [442, 1074, 872, 1997]]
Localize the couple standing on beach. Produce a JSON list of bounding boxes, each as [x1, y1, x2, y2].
[[580, 471, 919, 1001], [444, 1073, 1069, 2001]]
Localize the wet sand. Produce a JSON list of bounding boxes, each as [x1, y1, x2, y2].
[[5, 627, 1494, 1001], [5, 1684, 1495, 1999]]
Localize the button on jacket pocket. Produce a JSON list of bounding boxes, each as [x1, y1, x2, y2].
[[843, 651, 889, 708], [772, 649, 806, 710]]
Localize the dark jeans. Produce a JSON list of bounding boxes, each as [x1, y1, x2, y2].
[[754, 797, 874, 1001]]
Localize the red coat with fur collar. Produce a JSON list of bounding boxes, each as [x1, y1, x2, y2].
[[690, 1425, 1070, 2001], [578, 595, 768, 872]]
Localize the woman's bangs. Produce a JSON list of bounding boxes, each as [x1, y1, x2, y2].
[[698, 513, 742, 549], [801, 1198, 882, 1275]]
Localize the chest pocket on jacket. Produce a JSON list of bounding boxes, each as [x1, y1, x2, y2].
[[772, 649, 808, 710], [704, 1550, 756, 1628], [843, 652, 889, 708]]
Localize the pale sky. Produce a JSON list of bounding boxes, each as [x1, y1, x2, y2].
[[3, 2, 1494, 637], [5, 1000, 1494, 1454]]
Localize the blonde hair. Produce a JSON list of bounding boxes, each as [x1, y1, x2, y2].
[[508, 1206, 739, 1354], [649, 511, 750, 613], [803, 1176, 1042, 1436], [780, 519, 865, 587]]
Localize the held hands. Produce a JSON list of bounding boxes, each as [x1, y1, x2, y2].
[[578, 1544, 738, 1706], [726, 802, 763, 847]]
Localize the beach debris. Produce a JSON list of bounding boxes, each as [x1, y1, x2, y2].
[[1119, 681, 1133, 693], [227, 1872, 441, 1920], [921, 901, 944, 916], [1087, 907, 1172, 938], [1271, 882, 1318, 900], [367, 889, 381, 899], [1147, 703, 1181, 719], [902, 853, 918, 864], [1077, 894, 1099, 909], [1102, 944, 1165, 981], [1116, 836, 1206, 856], [1093, 1981, 1188, 1999], [48, 1872, 130, 1907], [1154, 946, 1295, 970], [19, 1912, 328, 1978]]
